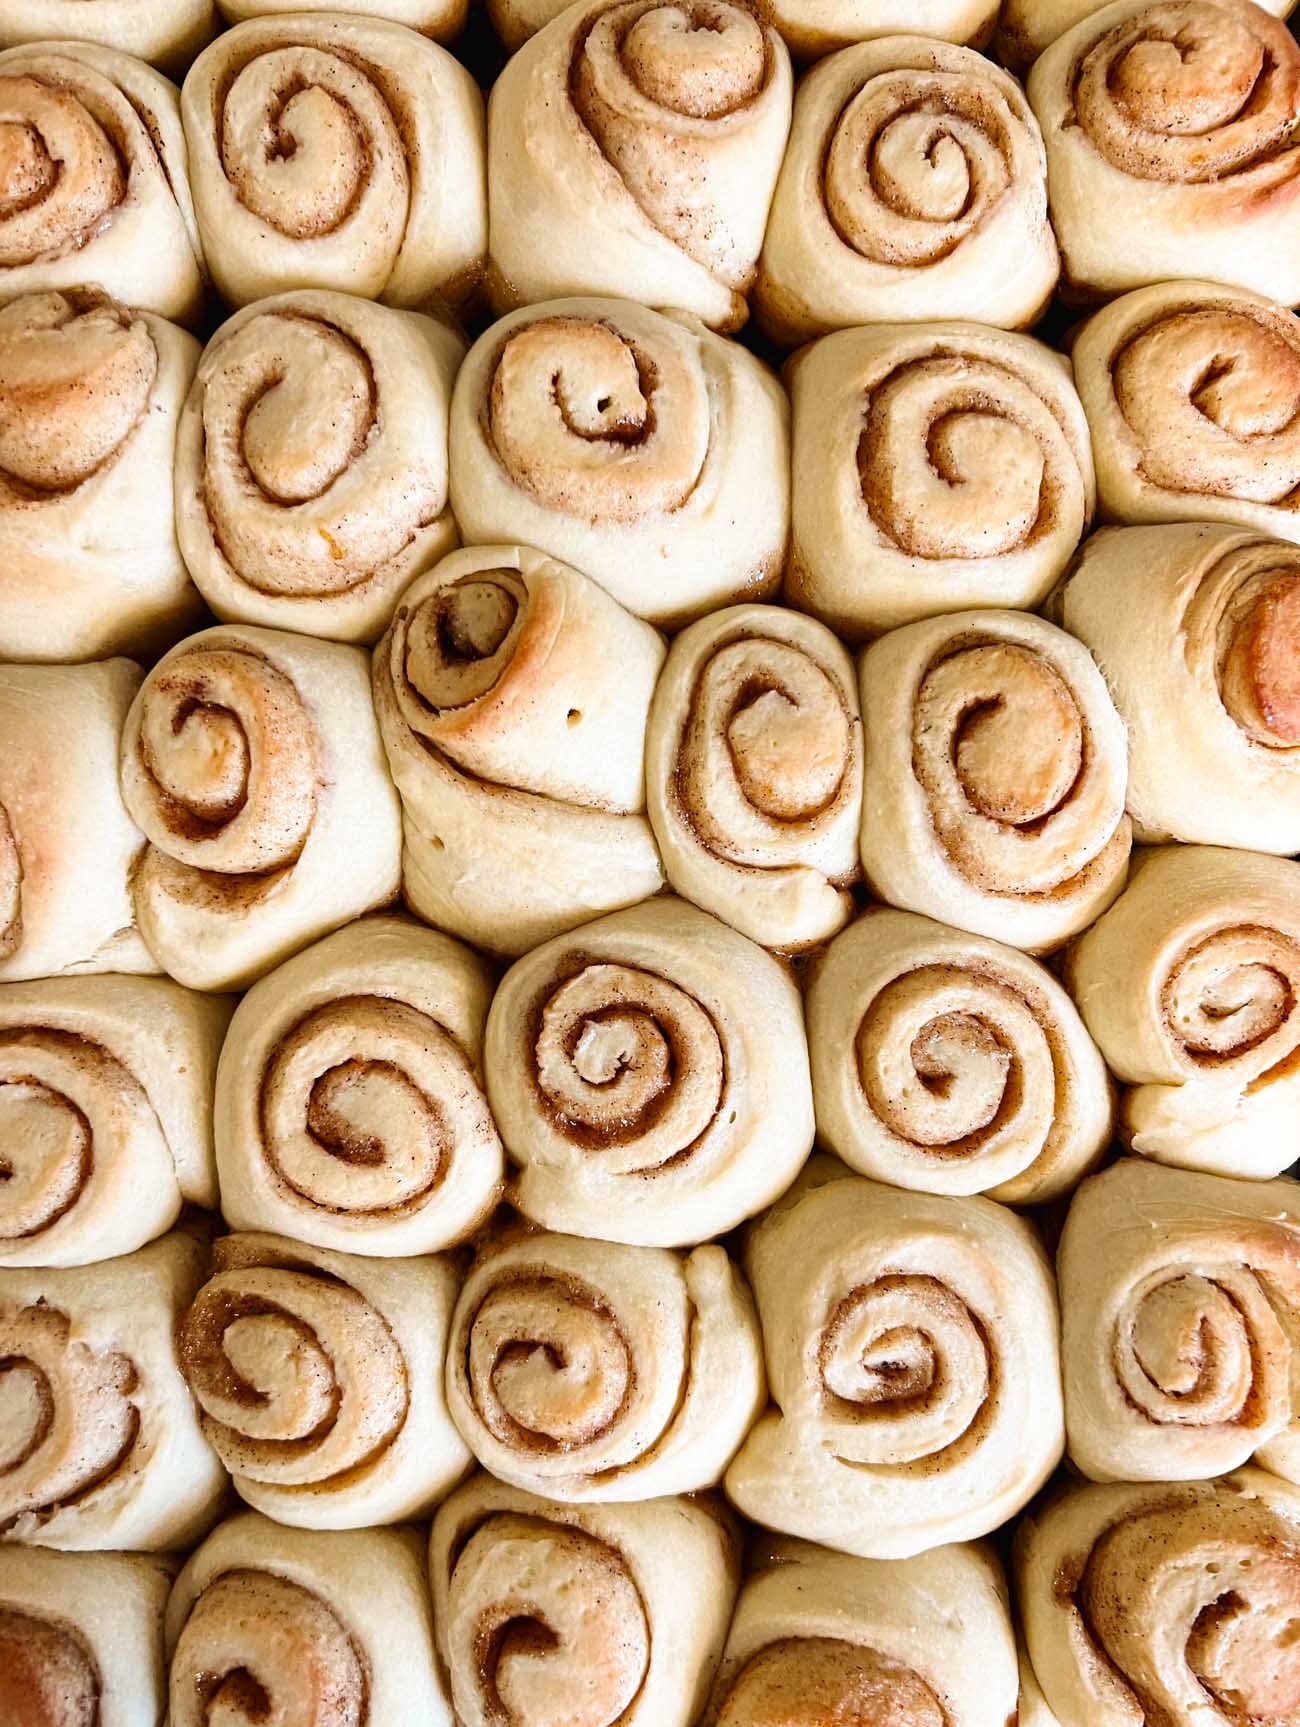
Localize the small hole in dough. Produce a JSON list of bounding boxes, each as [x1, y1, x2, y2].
[[567, 709, 582, 726]]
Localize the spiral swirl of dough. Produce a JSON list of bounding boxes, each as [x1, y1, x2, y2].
[[1000, 0, 1298, 75], [181, 13, 486, 309]]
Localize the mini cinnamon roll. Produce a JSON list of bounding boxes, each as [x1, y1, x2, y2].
[[787, 323, 1094, 638], [0, 40, 204, 323], [374, 544, 665, 956], [175, 291, 463, 643], [483, 897, 814, 1245], [857, 609, 1131, 954], [448, 298, 789, 628], [120, 624, 402, 992], [430, 1473, 739, 1727], [757, 38, 1057, 344], [0, 1228, 225, 1551], [999, 0, 1298, 75], [181, 14, 485, 309], [217, 0, 467, 39], [1067, 845, 1300, 1179], [1028, 0, 1300, 302]]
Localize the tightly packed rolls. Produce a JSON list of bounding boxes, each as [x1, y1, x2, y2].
[[1028, 0, 1300, 303], [1001, 0, 1299, 73], [167, 1513, 451, 1727], [1059, 1158, 1300, 1487], [120, 624, 401, 992], [702, 1536, 1018, 1727], [858, 609, 1131, 954], [175, 291, 462, 644], [0, 659, 155, 984], [1068, 845, 1300, 1178], [446, 1226, 764, 1500], [484, 898, 814, 1245], [0, 1228, 225, 1550], [757, 39, 1056, 345], [1015, 1469, 1300, 1727], [374, 544, 664, 955], [216, 916, 500, 1256], [0, 1548, 171, 1727], [431, 1474, 737, 1727], [0, 41, 203, 322], [752, 0, 998, 60], [0, 2, 214, 71], [0, 975, 231, 1268], [1072, 282, 1300, 540], [1052, 525, 1300, 853], [488, 0, 791, 333], [646, 604, 861, 950], [449, 298, 789, 628], [807, 909, 1112, 1205], [181, 14, 486, 309], [787, 324, 1094, 638], [217, 0, 466, 37]]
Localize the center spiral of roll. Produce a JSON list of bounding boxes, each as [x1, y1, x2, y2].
[[401, 573, 526, 714], [1162, 925, 1300, 1070], [717, 1639, 947, 1727], [0, 75, 126, 268], [0, 1607, 99, 1727], [0, 1031, 113, 1241], [580, 0, 768, 122], [1215, 563, 1300, 747]]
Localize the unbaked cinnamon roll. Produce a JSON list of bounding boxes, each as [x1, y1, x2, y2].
[[374, 544, 664, 955], [1068, 845, 1300, 1178], [752, 0, 998, 60], [646, 604, 861, 950], [216, 915, 502, 1255], [167, 1512, 452, 1727], [787, 324, 1094, 638], [483, 897, 814, 1245], [175, 291, 462, 643], [181, 14, 486, 309], [0, 659, 156, 985], [1028, 0, 1300, 302], [857, 609, 1131, 954], [0, 974, 231, 1268], [448, 298, 789, 628], [0, 41, 204, 322], [757, 38, 1057, 345], [487, 0, 792, 332], [1015, 1469, 1300, 1727], [178, 1230, 469, 1528], [0, 2, 215, 71], [725, 1158, 1064, 1559], [446, 1226, 764, 1500], [1051, 524, 1300, 853], [701, 1536, 1019, 1727], [0, 1227, 225, 1550], [217, 0, 466, 38], [120, 624, 402, 992], [430, 1473, 739, 1727], [808, 908, 1112, 1204], [999, 0, 1298, 74], [0, 1548, 171, 1727]]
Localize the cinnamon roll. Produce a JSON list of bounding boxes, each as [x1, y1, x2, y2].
[[1051, 524, 1300, 853], [167, 1512, 451, 1727], [120, 624, 402, 992], [787, 324, 1094, 638], [1028, 0, 1300, 303], [0, 1547, 171, 1727], [178, 1230, 469, 1528], [446, 1226, 764, 1500], [181, 14, 485, 310], [725, 1158, 1064, 1559], [175, 291, 463, 644], [448, 298, 790, 628], [430, 1472, 739, 1727], [483, 897, 814, 1246], [215, 915, 502, 1256], [701, 1536, 1019, 1727], [1059, 1158, 1300, 1487], [0, 659, 156, 985], [1015, 1469, 1300, 1727], [808, 908, 1112, 1204], [1072, 281, 1300, 539], [0, 2, 215, 72], [0, 40, 204, 323], [0, 1227, 225, 1550], [751, 0, 998, 61], [857, 609, 1131, 954], [487, 0, 792, 333], [217, 0, 467, 39], [374, 544, 664, 956], [1067, 844, 1300, 1179], [1000, 0, 1299, 75], [0, 974, 231, 1268], [757, 38, 1057, 345]]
